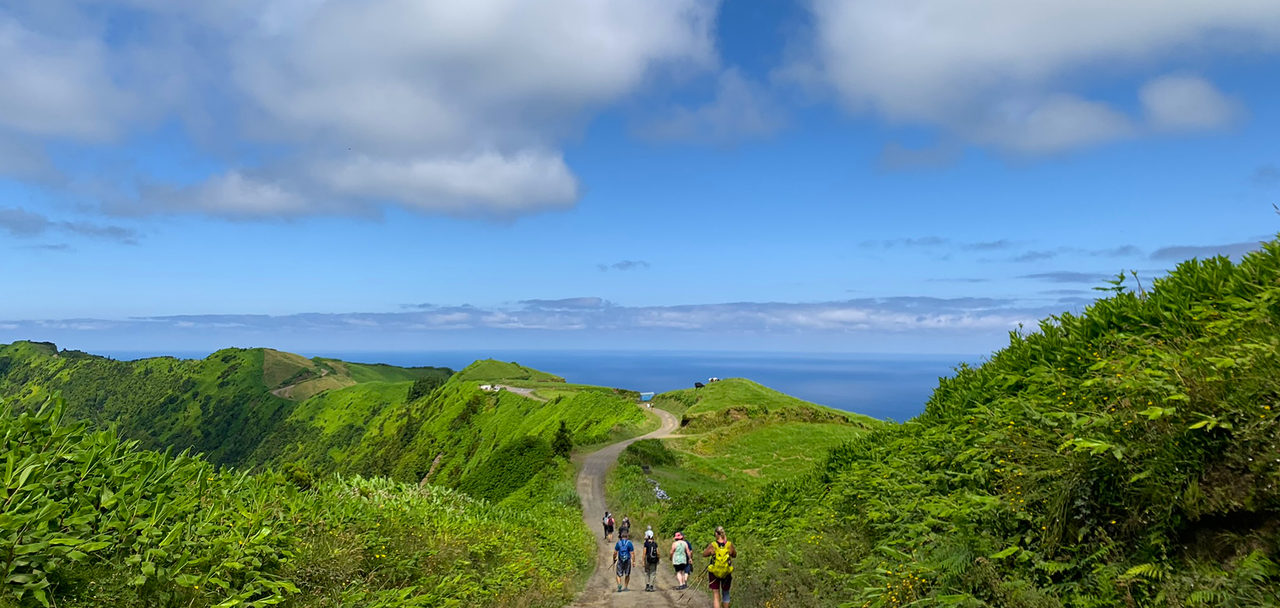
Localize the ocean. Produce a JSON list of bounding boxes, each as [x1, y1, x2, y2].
[[102, 349, 978, 421]]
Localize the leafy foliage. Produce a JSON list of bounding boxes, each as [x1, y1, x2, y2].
[[458, 436, 555, 503], [618, 240, 1280, 608], [552, 421, 573, 459], [0, 397, 590, 608]]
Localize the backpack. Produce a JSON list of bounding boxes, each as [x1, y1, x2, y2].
[[606, 516, 614, 527], [618, 540, 633, 562], [645, 540, 660, 563], [708, 541, 733, 577]]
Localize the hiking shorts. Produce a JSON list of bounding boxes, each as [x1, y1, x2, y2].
[[604, 524, 614, 535], [673, 563, 689, 575], [711, 573, 732, 601], [616, 560, 632, 578]]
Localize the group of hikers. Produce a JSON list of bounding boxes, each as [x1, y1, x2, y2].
[[602, 511, 737, 607]]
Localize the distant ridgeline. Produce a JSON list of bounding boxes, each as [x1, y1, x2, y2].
[[610, 239, 1280, 607], [0, 348, 645, 492]]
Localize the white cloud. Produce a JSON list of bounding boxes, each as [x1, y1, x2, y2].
[[1140, 74, 1241, 132], [803, 0, 1280, 152], [314, 151, 579, 217], [0, 15, 135, 141], [140, 172, 314, 219], [0, 0, 719, 219], [971, 95, 1135, 154], [638, 68, 785, 144]]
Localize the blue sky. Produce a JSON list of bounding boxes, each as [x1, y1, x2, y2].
[[2, 0, 1278, 355]]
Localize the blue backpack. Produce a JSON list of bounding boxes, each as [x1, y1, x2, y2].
[[617, 540, 634, 562]]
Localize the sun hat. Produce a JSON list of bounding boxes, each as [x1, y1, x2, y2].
[[674, 532, 684, 540], [645, 529, 654, 539]]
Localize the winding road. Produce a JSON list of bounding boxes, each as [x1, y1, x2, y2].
[[570, 406, 698, 608]]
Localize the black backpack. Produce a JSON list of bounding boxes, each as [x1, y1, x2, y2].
[[645, 540, 660, 563]]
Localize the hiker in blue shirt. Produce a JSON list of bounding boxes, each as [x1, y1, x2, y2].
[[612, 528, 635, 592]]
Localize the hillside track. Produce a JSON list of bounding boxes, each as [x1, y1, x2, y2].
[[570, 407, 694, 608]]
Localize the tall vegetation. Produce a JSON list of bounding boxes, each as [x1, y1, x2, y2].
[[0, 398, 591, 608], [621, 240, 1280, 607]]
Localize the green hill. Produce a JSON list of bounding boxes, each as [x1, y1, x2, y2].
[[453, 358, 565, 383], [654, 377, 879, 429], [623, 240, 1280, 607], [250, 374, 653, 488], [0, 345, 453, 468]]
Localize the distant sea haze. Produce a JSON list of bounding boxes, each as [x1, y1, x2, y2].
[[101, 350, 978, 421]]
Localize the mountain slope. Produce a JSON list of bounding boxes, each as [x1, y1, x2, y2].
[[0, 345, 451, 467]]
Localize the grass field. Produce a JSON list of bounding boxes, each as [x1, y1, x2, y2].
[[669, 422, 867, 485]]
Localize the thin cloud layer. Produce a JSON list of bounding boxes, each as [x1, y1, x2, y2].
[[1150, 239, 1265, 261], [0, 207, 138, 244], [1, 296, 1058, 336]]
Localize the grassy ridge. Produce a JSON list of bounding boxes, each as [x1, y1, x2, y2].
[[654, 377, 879, 430], [453, 359, 565, 383], [0, 398, 591, 608], [625, 240, 1280, 607]]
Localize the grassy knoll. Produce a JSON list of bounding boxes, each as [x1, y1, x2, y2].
[[618, 240, 1280, 608], [0, 398, 591, 608], [453, 359, 565, 383], [654, 377, 879, 430]]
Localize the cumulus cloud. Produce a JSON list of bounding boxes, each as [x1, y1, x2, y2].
[[1140, 74, 1241, 132], [638, 68, 786, 145], [1, 0, 719, 220], [0, 15, 136, 141], [801, 0, 1280, 153], [314, 152, 579, 217]]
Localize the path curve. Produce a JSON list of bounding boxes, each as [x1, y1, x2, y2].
[[570, 407, 692, 608], [495, 384, 547, 402]]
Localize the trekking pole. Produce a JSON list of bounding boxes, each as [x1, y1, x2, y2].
[[675, 565, 709, 605]]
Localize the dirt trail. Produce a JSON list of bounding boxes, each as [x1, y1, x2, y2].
[[570, 407, 704, 608], [495, 384, 547, 402]]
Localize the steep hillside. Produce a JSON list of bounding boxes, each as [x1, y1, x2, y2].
[[253, 377, 653, 488], [0, 345, 450, 467], [0, 397, 591, 608], [630, 241, 1280, 607]]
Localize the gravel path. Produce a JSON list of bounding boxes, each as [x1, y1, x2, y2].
[[568, 407, 704, 608]]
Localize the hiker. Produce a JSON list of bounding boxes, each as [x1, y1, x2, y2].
[[603, 511, 615, 542], [619, 515, 631, 539], [670, 531, 692, 589], [702, 526, 736, 608], [643, 529, 661, 591], [613, 529, 635, 592]]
